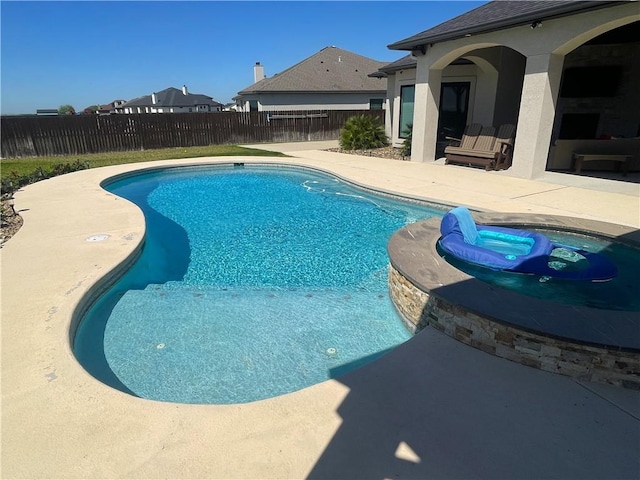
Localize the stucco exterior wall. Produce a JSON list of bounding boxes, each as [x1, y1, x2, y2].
[[419, 2, 638, 62]]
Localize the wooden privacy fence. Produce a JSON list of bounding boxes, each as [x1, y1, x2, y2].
[[1, 110, 385, 158]]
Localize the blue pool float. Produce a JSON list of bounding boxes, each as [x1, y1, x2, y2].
[[438, 207, 618, 281]]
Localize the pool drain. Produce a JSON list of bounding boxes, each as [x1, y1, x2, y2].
[[157, 343, 165, 349], [85, 234, 110, 242], [326, 347, 337, 356]]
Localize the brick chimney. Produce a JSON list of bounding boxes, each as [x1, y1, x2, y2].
[[151, 92, 157, 104], [254, 62, 265, 83], [182, 85, 188, 95]]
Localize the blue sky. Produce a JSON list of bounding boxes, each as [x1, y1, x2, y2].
[[1, 1, 485, 114]]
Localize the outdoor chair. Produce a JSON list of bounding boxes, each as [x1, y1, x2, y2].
[[445, 123, 482, 150], [444, 123, 516, 171]]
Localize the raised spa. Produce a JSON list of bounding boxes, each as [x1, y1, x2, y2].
[[387, 212, 640, 388]]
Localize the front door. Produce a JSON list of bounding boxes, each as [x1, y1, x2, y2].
[[437, 82, 471, 143]]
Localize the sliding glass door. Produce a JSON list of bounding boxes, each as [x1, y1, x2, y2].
[[437, 82, 470, 142]]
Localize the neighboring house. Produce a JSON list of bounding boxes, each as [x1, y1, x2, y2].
[[234, 46, 388, 112], [98, 100, 126, 115], [223, 102, 239, 112], [383, 0, 639, 180], [83, 100, 127, 115], [118, 86, 223, 114]]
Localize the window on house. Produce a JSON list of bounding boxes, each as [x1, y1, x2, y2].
[[369, 98, 384, 110], [399, 85, 415, 139], [249, 100, 259, 112]]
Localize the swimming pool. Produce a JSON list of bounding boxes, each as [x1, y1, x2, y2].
[[74, 165, 445, 404]]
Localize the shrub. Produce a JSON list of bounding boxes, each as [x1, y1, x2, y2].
[[339, 115, 389, 151], [400, 124, 413, 157], [0, 159, 89, 198]]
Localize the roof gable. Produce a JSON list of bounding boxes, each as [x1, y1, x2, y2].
[[388, 1, 625, 50], [237, 46, 387, 94]]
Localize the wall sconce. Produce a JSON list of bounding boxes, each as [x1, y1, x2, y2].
[[530, 21, 542, 29]]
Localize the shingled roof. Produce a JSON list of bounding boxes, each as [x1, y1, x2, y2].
[[121, 87, 222, 108], [374, 55, 417, 76], [237, 46, 387, 94], [370, 55, 474, 78], [388, 1, 625, 50]]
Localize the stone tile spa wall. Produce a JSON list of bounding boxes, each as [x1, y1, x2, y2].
[[387, 213, 640, 390], [389, 265, 640, 389]]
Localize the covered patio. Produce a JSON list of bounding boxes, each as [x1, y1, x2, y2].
[[385, 1, 640, 180]]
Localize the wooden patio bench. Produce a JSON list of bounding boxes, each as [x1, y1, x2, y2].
[[572, 153, 632, 176], [445, 124, 516, 171]]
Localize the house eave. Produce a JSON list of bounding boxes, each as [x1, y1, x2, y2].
[[388, 1, 625, 51]]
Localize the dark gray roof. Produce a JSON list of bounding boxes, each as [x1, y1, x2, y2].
[[237, 46, 387, 95], [121, 87, 222, 108], [388, 1, 625, 50], [376, 55, 417, 75], [369, 55, 416, 78], [371, 55, 474, 77]]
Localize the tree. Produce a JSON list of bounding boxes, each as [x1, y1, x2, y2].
[[58, 104, 76, 115]]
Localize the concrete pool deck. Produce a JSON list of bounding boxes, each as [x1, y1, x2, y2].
[[1, 140, 639, 479]]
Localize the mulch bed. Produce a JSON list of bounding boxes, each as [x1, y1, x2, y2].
[[1, 199, 23, 246], [324, 145, 409, 161]]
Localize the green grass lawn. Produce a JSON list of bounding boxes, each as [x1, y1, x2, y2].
[[0, 145, 288, 180]]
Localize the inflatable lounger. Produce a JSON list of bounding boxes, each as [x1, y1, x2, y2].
[[438, 207, 617, 282]]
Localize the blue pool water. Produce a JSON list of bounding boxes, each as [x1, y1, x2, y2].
[[74, 166, 444, 404]]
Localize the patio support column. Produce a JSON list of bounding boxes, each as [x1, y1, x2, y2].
[[384, 98, 393, 140], [510, 53, 564, 179], [411, 63, 441, 163]]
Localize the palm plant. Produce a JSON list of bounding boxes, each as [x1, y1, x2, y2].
[[339, 115, 389, 150]]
